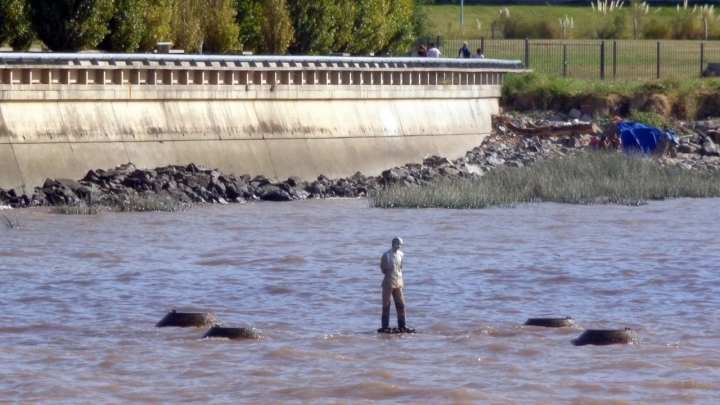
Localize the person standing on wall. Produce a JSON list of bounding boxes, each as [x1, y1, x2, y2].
[[427, 43, 441, 58], [379, 237, 412, 333], [458, 42, 471, 58]]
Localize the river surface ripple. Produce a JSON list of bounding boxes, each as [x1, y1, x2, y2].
[[1, 198, 719, 404]]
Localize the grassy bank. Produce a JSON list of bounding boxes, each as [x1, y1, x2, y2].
[[424, 4, 719, 40], [501, 72, 720, 120], [370, 151, 720, 209]]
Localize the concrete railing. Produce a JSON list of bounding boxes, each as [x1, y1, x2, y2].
[[0, 53, 523, 89], [0, 53, 527, 192]]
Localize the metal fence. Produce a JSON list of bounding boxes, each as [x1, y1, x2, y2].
[[419, 38, 720, 80]]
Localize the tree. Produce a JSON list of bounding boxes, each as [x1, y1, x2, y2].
[[377, 0, 416, 55], [98, 0, 145, 52], [201, 0, 240, 54], [330, 0, 357, 53], [170, 0, 203, 52], [236, 0, 264, 53], [0, 0, 36, 50], [27, 0, 114, 51], [137, 0, 174, 52], [287, 0, 338, 55], [260, 0, 294, 54], [345, 0, 389, 55]]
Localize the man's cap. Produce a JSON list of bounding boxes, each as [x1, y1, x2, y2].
[[392, 237, 403, 247]]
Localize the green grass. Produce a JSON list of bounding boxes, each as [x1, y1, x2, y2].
[[370, 151, 720, 209]]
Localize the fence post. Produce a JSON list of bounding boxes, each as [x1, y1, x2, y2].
[[525, 38, 530, 68], [600, 41, 606, 80], [563, 44, 567, 77], [700, 42, 705, 77], [656, 41, 661, 79], [613, 41, 617, 79]]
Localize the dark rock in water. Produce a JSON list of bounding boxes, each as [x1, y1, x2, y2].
[[524, 317, 579, 328], [251, 175, 272, 187], [56, 178, 81, 192], [202, 325, 264, 339], [261, 189, 293, 201], [572, 328, 638, 346], [155, 310, 219, 328], [377, 327, 416, 334]]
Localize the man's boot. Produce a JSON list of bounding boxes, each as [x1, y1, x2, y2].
[[381, 314, 390, 331]]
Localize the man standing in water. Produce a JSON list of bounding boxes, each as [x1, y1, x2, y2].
[[379, 237, 412, 333]]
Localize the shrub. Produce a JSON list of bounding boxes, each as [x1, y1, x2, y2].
[[641, 15, 672, 39], [493, 7, 561, 39], [629, 110, 671, 130]]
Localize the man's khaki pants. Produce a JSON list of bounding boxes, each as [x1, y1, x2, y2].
[[381, 287, 406, 329]]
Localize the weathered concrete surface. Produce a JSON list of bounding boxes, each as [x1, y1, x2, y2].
[[0, 87, 500, 191]]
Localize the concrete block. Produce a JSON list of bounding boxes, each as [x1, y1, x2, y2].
[[0, 144, 23, 189], [0, 102, 70, 143], [265, 139, 317, 181], [69, 142, 130, 173], [12, 143, 81, 189], [124, 141, 180, 170]]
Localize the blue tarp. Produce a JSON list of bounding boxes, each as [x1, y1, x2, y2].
[[618, 122, 678, 157]]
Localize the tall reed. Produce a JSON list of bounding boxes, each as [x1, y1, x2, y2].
[[370, 152, 720, 209]]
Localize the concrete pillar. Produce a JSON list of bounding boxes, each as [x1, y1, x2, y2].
[[293, 71, 304, 85], [253, 71, 263, 85], [112, 70, 123, 84], [42, 69, 52, 84], [373, 72, 383, 85], [60, 69, 70, 84], [194, 71, 204, 85], [209, 70, 220, 85], [331, 71, 341, 85], [22, 69, 32, 85], [130, 70, 140, 85], [267, 71, 277, 85], [383, 72, 393, 85], [225, 71, 235, 85], [146, 70, 157, 85], [392, 72, 402, 85]]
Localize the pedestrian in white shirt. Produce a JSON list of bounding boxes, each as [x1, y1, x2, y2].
[[426, 43, 441, 58], [379, 237, 412, 332]]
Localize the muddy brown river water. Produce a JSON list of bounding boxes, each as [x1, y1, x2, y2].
[[1, 198, 719, 404]]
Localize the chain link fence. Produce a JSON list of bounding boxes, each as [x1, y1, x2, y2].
[[414, 38, 720, 80]]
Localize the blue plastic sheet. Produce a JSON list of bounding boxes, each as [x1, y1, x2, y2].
[[618, 122, 678, 157]]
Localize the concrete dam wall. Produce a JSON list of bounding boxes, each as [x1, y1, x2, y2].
[[0, 54, 524, 192]]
